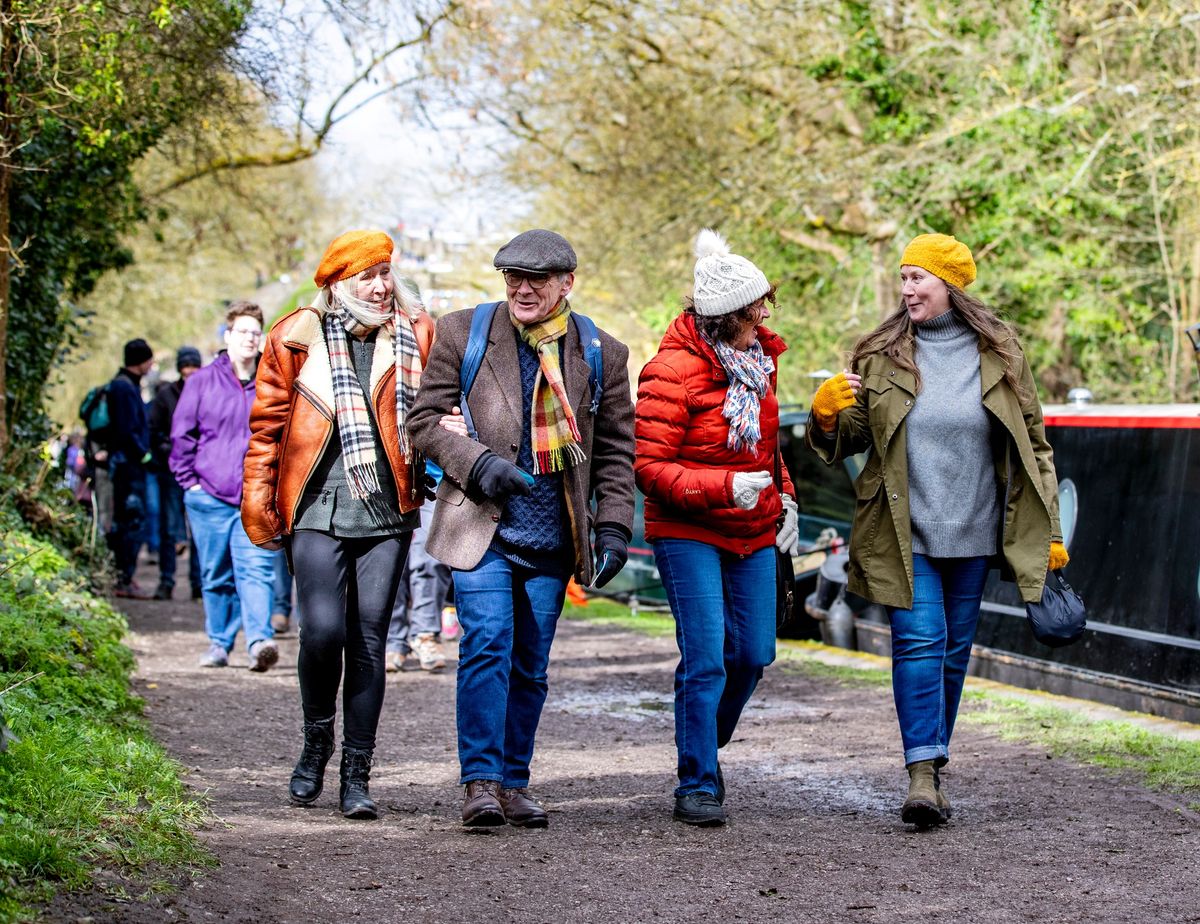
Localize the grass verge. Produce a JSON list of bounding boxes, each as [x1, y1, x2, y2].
[[567, 596, 1200, 797], [0, 509, 210, 922]]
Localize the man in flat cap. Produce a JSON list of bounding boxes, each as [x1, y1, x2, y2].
[[410, 229, 635, 828]]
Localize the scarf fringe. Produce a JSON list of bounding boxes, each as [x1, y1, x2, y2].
[[345, 461, 382, 501], [533, 442, 586, 475]]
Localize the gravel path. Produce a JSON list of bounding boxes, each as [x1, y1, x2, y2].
[[47, 570, 1200, 923]]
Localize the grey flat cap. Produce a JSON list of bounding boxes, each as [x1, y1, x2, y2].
[[493, 229, 578, 273]]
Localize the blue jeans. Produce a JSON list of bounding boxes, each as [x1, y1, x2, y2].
[[887, 554, 989, 766], [452, 548, 568, 787], [654, 539, 777, 797], [157, 473, 188, 588], [272, 549, 294, 618], [184, 488, 276, 653], [387, 500, 450, 651]]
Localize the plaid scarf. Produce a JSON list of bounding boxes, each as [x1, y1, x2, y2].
[[510, 299, 586, 474], [324, 291, 423, 499], [709, 334, 775, 454]]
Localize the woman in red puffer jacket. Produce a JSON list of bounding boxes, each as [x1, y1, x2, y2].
[[635, 229, 797, 828]]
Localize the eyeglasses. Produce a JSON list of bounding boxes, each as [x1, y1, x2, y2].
[[230, 327, 263, 340], [502, 270, 554, 290]]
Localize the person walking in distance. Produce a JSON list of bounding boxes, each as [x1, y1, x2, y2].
[[171, 304, 279, 672], [149, 346, 203, 601], [807, 233, 1068, 827], [409, 229, 635, 829], [108, 339, 156, 598], [242, 231, 434, 820]]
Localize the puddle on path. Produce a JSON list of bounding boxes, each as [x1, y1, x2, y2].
[[555, 689, 674, 721]]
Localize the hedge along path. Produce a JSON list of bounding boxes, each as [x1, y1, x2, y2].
[[49, 568, 1200, 924]]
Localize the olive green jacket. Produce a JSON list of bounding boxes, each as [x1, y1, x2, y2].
[[808, 341, 1060, 609]]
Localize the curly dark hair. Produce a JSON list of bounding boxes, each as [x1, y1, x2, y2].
[[683, 284, 777, 344]]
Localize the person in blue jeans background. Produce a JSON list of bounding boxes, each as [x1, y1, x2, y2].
[[107, 338, 157, 598], [807, 233, 1066, 827], [409, 229, 635, 830], [171, 302, 278, 672], [635, 229, 798, 828], [270, 551, 295, 636]]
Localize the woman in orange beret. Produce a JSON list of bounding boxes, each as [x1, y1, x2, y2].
[[806, 234, 1068, 827], [243, 230, 434, 819]]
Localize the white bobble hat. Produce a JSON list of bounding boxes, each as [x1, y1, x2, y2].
[[691, 228, 771, 316]]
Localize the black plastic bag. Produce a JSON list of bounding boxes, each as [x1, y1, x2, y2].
[[1026, 570, 1087, 647]]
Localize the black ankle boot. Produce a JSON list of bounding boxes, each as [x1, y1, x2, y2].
[[289, 717, 335, 805], [339, 748, 377, 820]]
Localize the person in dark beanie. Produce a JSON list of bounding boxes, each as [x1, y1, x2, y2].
[[409, 229, 635, 829], [108, 338, 156, 597], [149, 346, 203, 600], [807, 233, 1068, 828]]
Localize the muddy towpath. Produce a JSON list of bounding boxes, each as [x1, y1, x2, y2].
[[48, 572, 1200, 924]]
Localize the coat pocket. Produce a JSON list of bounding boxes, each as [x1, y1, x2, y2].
[[436, 478, 467, 508]]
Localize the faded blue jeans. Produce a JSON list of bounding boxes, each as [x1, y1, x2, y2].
[[654, 539, 776, 798], [452, 548, 569, 788], [184, 488, 276, 653], [887, 554, 989, 766]]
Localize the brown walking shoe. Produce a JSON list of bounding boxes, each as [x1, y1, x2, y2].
[[499, 787, 549, 828], [934, 766, 952, 820], [901, 759, 944, 828], [462, 780, 505, 827]]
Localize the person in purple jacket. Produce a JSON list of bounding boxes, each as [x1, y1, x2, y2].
[[170, 301, 279, 671]]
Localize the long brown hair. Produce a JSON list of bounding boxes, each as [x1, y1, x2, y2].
[[849, 286, 1027, 401]]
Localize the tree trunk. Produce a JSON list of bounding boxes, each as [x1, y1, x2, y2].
[[0, 1, 15, 462]]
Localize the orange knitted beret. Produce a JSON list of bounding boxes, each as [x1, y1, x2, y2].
[[900, 233, 976, 289], [313, 230, 395, 288]]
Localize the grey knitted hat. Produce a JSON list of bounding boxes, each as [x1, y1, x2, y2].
[[691, 229, 770, 316]]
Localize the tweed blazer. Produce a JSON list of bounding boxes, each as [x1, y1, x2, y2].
[[408, 304, 636, 584]]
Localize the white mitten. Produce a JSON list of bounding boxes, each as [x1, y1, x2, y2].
[[731, 470, 772, 510], [776, 495, 800, 556]]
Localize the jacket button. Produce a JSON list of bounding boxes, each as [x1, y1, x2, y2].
[[491, 514, 500, 522], [510, 442, 519, 451], [892, 493, 898, 500], [889, 371, 895, 376], [904, 399, 911, 406]]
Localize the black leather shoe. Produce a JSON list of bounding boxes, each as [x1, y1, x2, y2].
[[462, 780, 505, 827], [673, 792, 726, 827], [499, 787, 549, 828], [289, 717, 334, 805], [339, 748, 378, 819]]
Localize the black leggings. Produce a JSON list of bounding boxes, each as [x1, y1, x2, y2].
[[291, 530, 411, 750]]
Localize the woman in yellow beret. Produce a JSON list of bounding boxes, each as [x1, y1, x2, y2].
[[806, 233, 1068, 827], [243, 230, 435, 819]]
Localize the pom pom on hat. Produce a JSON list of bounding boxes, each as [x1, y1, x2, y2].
[[314, 230, 395, 288], [691, 228, 770, 316], [900, 233, 976, 289]]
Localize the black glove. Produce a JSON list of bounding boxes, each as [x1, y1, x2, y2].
[[420, 472, 438, 502], [468, 450, 532, 504], [592, 523, 629, 589]]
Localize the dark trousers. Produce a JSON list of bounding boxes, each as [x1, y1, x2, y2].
[[157, 473, 187, 589], [292, 530, 411, 751], [109, 459, 147, 584]]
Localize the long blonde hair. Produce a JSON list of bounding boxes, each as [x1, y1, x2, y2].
[[849, 286, 1028, 401]]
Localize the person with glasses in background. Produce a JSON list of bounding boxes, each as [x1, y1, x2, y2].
[[171, 301, 280, 672], [409, 229, 635, 829]]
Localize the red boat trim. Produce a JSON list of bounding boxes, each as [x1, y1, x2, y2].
[[1045, 414, 1200, 429]]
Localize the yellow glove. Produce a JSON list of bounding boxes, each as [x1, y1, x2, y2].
[[1049, 541, 1070, 571], [811, 373, 857, 431]]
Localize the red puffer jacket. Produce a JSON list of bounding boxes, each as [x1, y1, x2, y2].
[[635, 312, 795, 555]]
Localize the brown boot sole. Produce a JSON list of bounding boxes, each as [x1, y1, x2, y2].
[[506, 813, 548, 829], [462, 805, 506, 827], [901, 798, 945, 828]]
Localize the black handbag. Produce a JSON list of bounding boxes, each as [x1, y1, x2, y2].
[[773, 449, 796, 630], [1025, 569, 1087, 647]]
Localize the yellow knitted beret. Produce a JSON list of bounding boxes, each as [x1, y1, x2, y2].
[[314, 230, 395, 288], [900, 233, 976, 289]]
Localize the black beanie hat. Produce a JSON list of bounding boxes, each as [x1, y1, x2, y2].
[[124, 338, 153, 367], [176, 346, 202, 372]]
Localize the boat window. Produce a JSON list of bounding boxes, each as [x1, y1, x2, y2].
[[1058, 478, 1078, 549]]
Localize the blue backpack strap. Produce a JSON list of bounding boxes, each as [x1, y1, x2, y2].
[[459, 302, 502, 441], [571, 313, 603, 415]]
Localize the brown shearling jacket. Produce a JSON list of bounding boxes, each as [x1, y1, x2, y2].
[[241, 305, 434, 546]]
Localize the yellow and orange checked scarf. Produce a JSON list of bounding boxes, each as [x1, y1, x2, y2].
[[511, 299, 586, 474]]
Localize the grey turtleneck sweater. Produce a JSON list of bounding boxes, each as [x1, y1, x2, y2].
[[905, 310, 999, 558]]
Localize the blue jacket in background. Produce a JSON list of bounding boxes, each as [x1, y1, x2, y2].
[[107, 368, 150, 463]]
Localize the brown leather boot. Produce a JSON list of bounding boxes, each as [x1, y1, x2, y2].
[[462, 780, 505, 827], [901, 760, 943, 828], [499, 787, 549, 828], [934, 766, 952, 820]]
